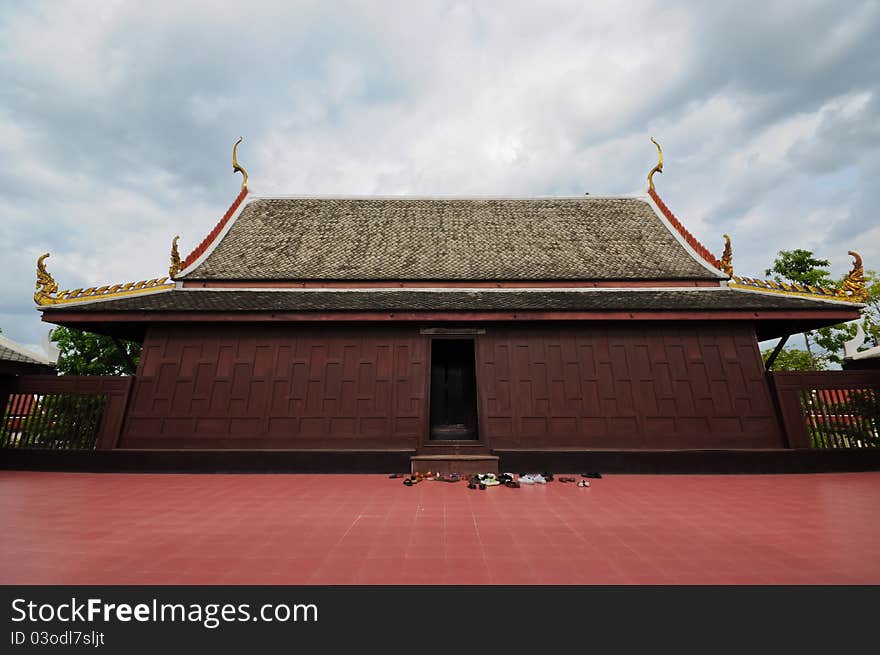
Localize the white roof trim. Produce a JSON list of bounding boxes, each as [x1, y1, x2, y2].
[[176, 194, 255, 279]]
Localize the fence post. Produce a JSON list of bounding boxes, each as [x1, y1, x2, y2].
[[767, 373, 812, 449], [96, 377, 134, 450], [0, 375, 13, 425]]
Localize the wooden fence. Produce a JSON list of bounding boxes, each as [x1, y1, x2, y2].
[[0, 376, 132, 450], [768, 371, 880, 449]]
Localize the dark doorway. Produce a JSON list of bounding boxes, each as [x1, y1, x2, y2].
[[429, 339, 479, 440]]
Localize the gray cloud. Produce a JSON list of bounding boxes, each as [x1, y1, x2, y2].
[[1, 0, 878, 348]]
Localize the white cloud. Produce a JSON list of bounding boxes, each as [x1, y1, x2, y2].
[[1, 0, 878, 344]]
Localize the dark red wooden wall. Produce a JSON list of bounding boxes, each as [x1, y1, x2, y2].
[[477, 324, 782, 449], [121, 322, 783, 450], [123, 325, 426, 449]]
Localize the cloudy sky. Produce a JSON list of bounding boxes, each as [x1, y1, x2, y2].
[[1, 0, 878, 350]]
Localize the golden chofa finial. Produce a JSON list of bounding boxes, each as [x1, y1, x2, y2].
[[35, 253, 59, 305], [169, 235, 181, 278], [720, 234, 733, 277], [233, 136, 248, 191], [841, 250, 868, 303], [647, 137, 663, 192]]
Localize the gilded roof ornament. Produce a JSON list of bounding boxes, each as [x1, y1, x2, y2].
[[840, 250, 868, 303], [233, 136, 248, 191], [720, 234, 733, 277], [33, 252, 173, 307], [169, 235, 181, 278], [35, 253, 59, 305], [647, 137, 663, 192]]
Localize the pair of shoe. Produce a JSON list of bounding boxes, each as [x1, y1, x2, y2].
[[581, 472, 602, 479], [577, 480, 591, 488], [404, 471, 431, 486], [558, 477, 577, 483], [497, 473, 519, 488], [468, 475, 487, 490], [519, 474, 547, 485]]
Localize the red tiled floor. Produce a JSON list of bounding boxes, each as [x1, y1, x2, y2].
[[1, 471, 879, 585]]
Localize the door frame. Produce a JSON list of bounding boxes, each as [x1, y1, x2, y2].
[[419, 334, 489, 453]]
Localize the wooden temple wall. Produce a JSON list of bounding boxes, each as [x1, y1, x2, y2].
[[120, 322, 784, 450], [477, 324, 782, 449]]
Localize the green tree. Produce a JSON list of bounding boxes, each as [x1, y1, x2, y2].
[[765, 249, 834, 287], [814, 269, 880, 364], [50, 326, 140, 376], [761, 347, 828, 371], [765, 249, 834, 368]]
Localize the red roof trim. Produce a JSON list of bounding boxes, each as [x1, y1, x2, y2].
[[648, 188, 722, 271], [181, 188, 249, 270]]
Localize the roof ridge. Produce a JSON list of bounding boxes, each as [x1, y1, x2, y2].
[[33, 253, 174, 307], [181, 188, 249, 270], [728, 276, 865, 304], [648, 188, 722, 270]]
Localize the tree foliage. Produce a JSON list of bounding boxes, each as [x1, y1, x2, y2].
[[765, 249, 833, 287], [765, 249, 832, 368], [761, 347, 827, 371], [764, 249, 878, 368], [50, 326, 140, 376], [814, 269, 880, 363]]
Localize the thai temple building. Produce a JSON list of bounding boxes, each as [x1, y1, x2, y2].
[[32, 139, 868, 472]]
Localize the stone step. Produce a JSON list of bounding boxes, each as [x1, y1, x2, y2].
[[411, 454, 499, 475]]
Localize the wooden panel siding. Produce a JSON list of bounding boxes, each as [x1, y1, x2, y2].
[[476, 323, 783, 449], [122, 322, 782, 450], [122, 325, 426, 449]]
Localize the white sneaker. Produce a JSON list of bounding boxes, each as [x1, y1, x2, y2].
[[532, 474, 547, 484], [519, 474, 535, 484]]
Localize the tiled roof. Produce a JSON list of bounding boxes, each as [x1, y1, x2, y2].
[[648, 188, 722, 269], [41, 287, 857, 314], [0, 335, 55, 366], [179, 197, 726, 281], [181, 188, 248, 270]]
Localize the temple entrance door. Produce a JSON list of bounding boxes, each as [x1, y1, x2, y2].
[[429, 339, 479, 440]]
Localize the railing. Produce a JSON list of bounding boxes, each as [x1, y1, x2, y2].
[[769, 371, 880, 449], [0, 376, 132, 450]]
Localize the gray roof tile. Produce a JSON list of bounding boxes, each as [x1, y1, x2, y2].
[[181, 197, 723, 281], [43, 288, 854, 313]]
